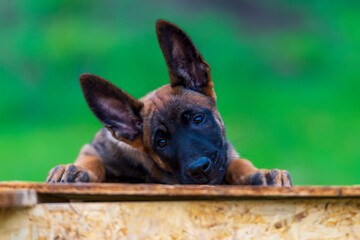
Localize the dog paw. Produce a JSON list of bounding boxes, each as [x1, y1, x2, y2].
[[45, 164, 91, 183], [247, 169, 292, 187]]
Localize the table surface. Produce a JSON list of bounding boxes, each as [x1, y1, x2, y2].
[[1, 182, 360, 206], [1, 182, 360, 239]]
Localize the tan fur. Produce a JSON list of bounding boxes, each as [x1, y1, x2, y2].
[[225, 159, 258, 185], [74, 156, 105, 182]]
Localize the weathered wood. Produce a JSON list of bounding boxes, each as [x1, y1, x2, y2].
[[0, 182, 360, 203], [0, 199, 359, 239], [1, 182, 360, 239], [0, 189, 37, 208]]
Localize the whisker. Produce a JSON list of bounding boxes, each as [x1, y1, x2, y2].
[[229, 138, 243, 146]]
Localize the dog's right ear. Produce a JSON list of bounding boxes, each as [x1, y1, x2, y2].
[[80, 73, 143, 141], [156, 20, 215, 98]]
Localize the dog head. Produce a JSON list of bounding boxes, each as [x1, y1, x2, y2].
[[80, 20, 228, 184]]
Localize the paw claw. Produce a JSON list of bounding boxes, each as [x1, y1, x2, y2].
[[247, 169, 292, 187], [248, 172, 266, 185], [45, 164, 92, 183], [281, 170, 292, 187], [265, 169, 281, 186], [75, 171, 90, 182]]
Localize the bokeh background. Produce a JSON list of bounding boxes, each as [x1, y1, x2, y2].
[[1, 1, 359, 185]]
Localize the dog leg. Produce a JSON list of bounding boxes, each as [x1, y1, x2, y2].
[[45, 156, 105, 183], [225, 159, 292, 187]]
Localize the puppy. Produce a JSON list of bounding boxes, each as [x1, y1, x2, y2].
[[46, 20, 292, 186]]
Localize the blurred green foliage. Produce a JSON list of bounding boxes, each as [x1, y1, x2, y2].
[[0, 1, 359, 184]]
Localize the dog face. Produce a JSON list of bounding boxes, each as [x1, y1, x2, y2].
[[140, 85, 228, 184], [80, 20, 228, 184]]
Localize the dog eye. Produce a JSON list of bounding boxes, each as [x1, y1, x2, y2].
[[193, 115, 204, 125], [157, 139, 167, 148]]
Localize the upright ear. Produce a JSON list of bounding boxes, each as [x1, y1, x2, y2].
[[156, 20, 215, 98], [80, 73, 143, 141]]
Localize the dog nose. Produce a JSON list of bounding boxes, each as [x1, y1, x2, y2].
[[188, 157, 212, 179]]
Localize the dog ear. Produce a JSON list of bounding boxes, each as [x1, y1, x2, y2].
[[156, 20, 215, 98], [80, 73, 143, 141]]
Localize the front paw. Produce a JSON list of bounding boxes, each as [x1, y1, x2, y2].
[[247, 169, 292, 187], [45, 164, 92, 183]]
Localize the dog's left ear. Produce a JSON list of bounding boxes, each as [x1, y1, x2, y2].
[[156, 20, 215, 98], [80, 73, 143, 142]]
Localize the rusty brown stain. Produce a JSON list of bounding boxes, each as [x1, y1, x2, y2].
[[294, 211, 307, 221], [338, 189, 343, 196], [325, 202, 329, 210], [274, 221, 282, 229]]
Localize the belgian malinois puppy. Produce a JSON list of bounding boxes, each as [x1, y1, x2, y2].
[[46, 20, 292, 186]]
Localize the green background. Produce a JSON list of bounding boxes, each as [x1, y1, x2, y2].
[[1, 1, 359, 185]]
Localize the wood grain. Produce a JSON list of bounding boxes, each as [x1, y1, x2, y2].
[[1, 199, 359, 240], [0, 182, 360, 203], [0, 189, 37, 208], [1, 182, 360, 239]]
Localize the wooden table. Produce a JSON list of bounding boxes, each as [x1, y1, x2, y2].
[[1, 182, 359, 239]]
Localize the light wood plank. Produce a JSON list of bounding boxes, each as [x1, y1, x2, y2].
[[0, 189, 37, 208], [0, 199, 359, 240]]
